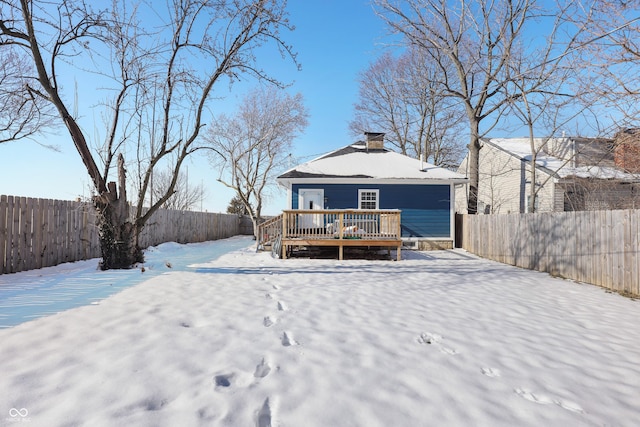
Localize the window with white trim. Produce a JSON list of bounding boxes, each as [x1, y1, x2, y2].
[[358, 189, 379, 209], [526, 195, 539, 213]]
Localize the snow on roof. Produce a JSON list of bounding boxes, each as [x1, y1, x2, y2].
[[487, 137, 640, 180], [278, 142, 467, 183]]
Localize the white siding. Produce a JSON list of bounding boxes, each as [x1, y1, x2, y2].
[[477, 145, 524, 213], [457, 142, 558, 214], [455, 157, 469, 213]]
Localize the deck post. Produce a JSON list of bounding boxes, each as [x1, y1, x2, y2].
[[282, 213, 288, 259], [396, 214, 402, 261]]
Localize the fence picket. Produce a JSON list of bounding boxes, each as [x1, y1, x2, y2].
[[0, 195, 7, 274], [33, 198, 43, 270], [11, 196, 20, 273], [623, 210, 633, 294], [633, 212, 640, 296], [24, 197, 35, 271]]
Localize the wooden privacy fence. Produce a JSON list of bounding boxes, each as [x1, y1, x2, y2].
[[0, 195, 241, 275], [458, 209, 640, 296]]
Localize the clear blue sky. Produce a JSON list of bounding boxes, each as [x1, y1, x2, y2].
[[1, 1, 632, 215], [0, 0, 393, 215]]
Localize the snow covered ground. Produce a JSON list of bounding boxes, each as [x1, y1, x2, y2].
[[0, 237, 250, 329], [1, 236, 639, 426]]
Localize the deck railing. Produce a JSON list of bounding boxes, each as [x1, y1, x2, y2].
[[257, 214, 283, 249], [282, 209, 401, 240]]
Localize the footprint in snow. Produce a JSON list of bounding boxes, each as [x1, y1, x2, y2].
[[265, 293, 274, 300], [263, 316, 276, 327], [277, 301, 288, 311], [555, 399, 584, 413], [256, 397, 272, 427], [439, 346, 459, 355], [254, 358, 271, 378], [481, 367, 501, 377], [418, 332, 458, 355], [515, 388, 584, 413], [417, 332, 442, 344], [515, 388, 554, 404], [272, 284, 280, 290], [281, 331, 298, 347], [214, 373, 234, 388], [514, 388, 553, 405]]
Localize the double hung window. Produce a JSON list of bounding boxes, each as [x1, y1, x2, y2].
[[358, 189, 379, 209]]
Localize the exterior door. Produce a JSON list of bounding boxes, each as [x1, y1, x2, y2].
[[299, 189, 324, 228]]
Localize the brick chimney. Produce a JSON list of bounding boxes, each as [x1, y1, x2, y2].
[[365, 132, 385, 150], [614, 128, 640, 173]]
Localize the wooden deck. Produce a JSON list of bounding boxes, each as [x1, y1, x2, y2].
[[258, 209, 402, 260]]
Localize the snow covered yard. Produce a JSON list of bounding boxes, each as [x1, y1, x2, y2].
[[1, 237, 639, 426]]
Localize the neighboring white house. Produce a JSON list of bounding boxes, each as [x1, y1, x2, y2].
[[456, 132, 640, 214]]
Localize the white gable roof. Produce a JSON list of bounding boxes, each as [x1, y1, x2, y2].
[[278, 142, 467, 186]]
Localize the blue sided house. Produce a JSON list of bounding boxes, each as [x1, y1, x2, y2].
[[276, 133, 468, 249]]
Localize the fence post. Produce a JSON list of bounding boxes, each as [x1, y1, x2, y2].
[[0, 195, 7, 274]]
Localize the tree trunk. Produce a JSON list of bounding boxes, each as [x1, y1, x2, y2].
[[467, 120, 481, 215], [251, 216, 260, 241], [94, 154, 143, 270], [528, 126, 537, 213], [248, 206, 261, 241]]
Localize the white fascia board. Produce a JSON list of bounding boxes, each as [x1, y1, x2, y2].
[[277, 177, 468, 186], [276, 178, 292, 189]]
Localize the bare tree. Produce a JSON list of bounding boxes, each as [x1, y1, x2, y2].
[[350, 48, 465, 168], [0, 0, 296, 269], [205, 86, 308, 238], [403, 47, 467, 168], [374, 0, 535, 214], [149, 168, 205, 211], [570, 0, 640, 126], [350, 52, 410, 155], [0, 49, 57, 144]]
